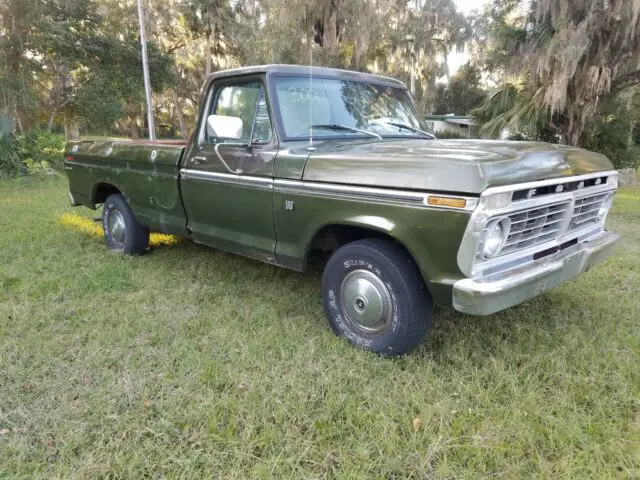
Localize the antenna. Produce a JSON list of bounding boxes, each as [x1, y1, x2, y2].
[[309, 43, 313, 147]]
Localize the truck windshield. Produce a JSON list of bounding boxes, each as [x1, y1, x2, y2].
[[272, 76, 434, 140]]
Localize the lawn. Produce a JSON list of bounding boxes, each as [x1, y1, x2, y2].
[[1, 176, 639, 479]]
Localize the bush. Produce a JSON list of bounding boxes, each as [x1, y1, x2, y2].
[[587, 128, 640, 170], [19, 129, 66, 172], [0, 134, 24, 177], [584, 97, 640, 170], [435, 130, 468, 139], [0, 123, 66, 177]]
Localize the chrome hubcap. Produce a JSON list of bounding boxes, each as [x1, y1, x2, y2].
[[108, 209, 126, 244], [340, 269, 392, 334]]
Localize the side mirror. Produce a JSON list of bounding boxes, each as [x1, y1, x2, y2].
[[207, 114, 243, 140]]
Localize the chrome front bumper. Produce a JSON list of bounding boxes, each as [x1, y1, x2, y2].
[[452, 230, 620, 316]]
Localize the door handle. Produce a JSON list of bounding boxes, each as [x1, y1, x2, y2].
[[191, 156, 206, 165]]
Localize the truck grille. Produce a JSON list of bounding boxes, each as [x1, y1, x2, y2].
[[499, 202, 571, 255], [568, 192, 609, 232]]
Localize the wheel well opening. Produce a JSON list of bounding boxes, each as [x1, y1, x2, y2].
[[306, 225, 409, 269], [93, 183, 121, 206], [306, 224, 432, 297]]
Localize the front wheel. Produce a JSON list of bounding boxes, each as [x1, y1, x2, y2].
[[102, 193, 149, 255], [321, 238, 432, 356]]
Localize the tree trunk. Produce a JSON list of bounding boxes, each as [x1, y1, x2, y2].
[[205, 33, 212, 77], [625, 92, 634, 149], [48, 109, 57, 131], [49, 59, 72, 132], [205, 19, 215, 78], [65, 122, 80, 140], [323, 0, 339, 50], [9, 11, 21, 76], [171, 89, 188, 139], [565, 111, 582, 146], [9, 7, 24, 130], [130, 116, 140, 138]]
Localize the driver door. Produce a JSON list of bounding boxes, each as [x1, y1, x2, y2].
[[181, 76, 278, 263]]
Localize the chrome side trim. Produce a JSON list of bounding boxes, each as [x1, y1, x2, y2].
[[181, 169, 273, 190], [275, 179, 478, 211]]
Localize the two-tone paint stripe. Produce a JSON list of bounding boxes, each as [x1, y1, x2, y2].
[[179, 169, 478, 211]]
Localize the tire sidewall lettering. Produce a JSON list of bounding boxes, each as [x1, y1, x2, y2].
[[327, 289, 338, 311]]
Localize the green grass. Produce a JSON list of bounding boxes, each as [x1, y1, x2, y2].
[[1, 176, 639, 479]]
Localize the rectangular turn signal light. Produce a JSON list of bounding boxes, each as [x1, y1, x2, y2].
[[426, 196, 467, 208]]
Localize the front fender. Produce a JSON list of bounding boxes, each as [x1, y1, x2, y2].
[[273, 189, 471, 307]]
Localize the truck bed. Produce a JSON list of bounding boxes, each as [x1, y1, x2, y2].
[[64, 138, 189, 236]]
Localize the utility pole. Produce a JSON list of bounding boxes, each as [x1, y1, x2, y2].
[[136, 0, 155, 140]]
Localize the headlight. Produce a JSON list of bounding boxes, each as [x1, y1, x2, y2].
[[481, 217, 511, 259], [598, 192, 614, 222]]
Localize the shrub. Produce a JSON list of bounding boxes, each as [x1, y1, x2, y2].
[[435, 130, 468, 139], [584, 96, 640, 170], [0, 123, 66, 177], [585, 119, 640, 170], [19, 129, 66, 172]]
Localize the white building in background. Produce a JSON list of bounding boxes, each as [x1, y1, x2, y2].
[[424, 115, 479, 138]]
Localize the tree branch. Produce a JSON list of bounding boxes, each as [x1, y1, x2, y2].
[[166, 41, 187, 54], [611, 70, 640, 95]]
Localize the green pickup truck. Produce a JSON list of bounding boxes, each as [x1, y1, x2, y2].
[[64, 65, 620, 355]]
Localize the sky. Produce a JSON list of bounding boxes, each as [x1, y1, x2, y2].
[[447, 0, 491, 77], [453, 0, 490, 15]]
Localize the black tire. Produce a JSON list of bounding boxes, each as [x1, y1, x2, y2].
[[321, 238, 432, 356], [102, 193, 149, 255]]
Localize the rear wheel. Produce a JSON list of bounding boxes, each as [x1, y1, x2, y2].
[[102, 193, 149, 255], [321, 238, 432, 356]]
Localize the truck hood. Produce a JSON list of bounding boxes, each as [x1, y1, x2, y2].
[[302, 139, 614, 194]]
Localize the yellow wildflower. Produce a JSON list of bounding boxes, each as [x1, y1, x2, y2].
[[58, 212, 179, 247]]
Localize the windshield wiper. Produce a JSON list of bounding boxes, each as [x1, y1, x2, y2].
[[309, 124, 382, 140], [383, 122, 435, 139]]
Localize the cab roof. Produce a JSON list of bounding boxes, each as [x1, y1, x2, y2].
[[207, 64, 407, 89]]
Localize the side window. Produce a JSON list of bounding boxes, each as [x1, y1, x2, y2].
[[208, 82, 272, 144]]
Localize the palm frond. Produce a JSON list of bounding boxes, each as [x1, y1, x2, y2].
[[472, 83, 551, 138]]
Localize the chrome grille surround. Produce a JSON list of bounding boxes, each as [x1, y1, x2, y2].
[[568, 192, 610, 233], [458, 171, 619, 278]]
